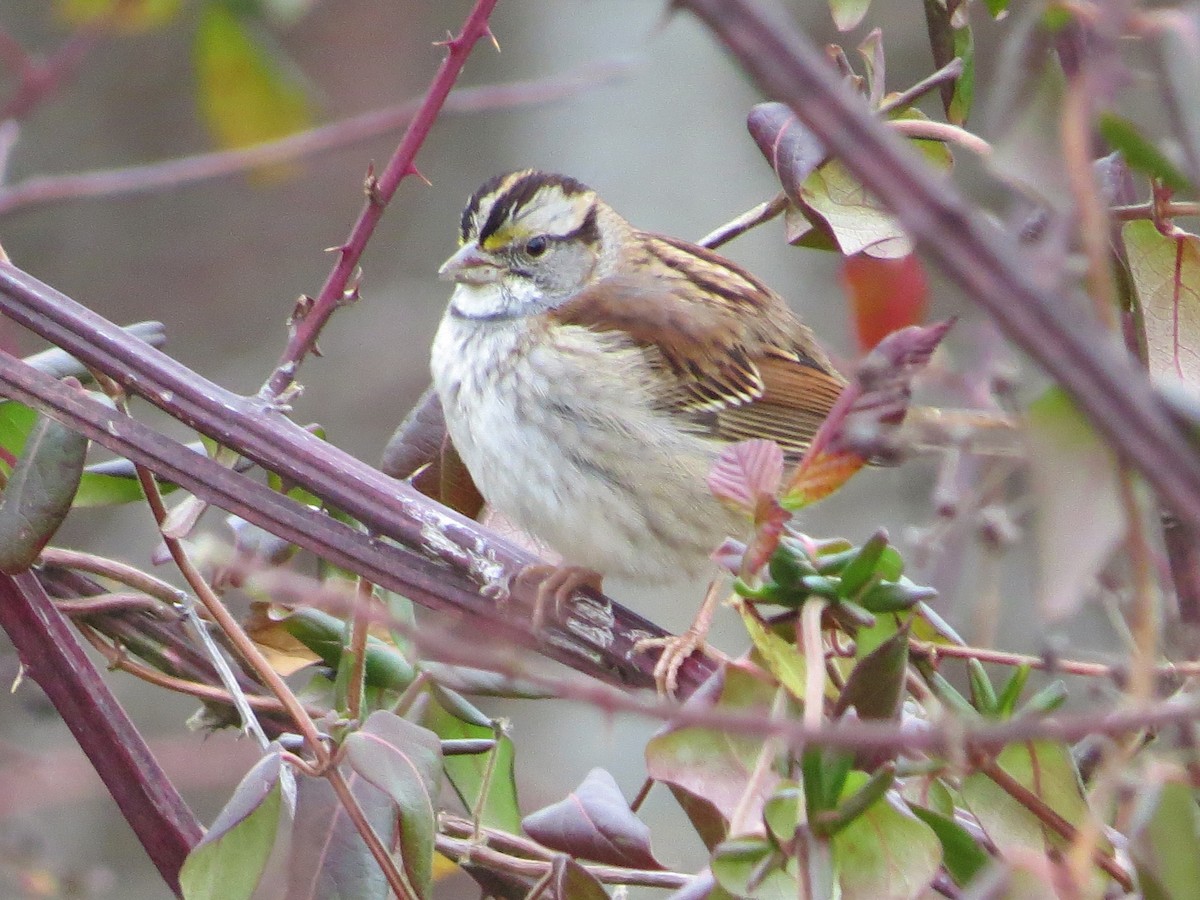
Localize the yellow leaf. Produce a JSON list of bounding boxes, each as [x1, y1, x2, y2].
[[57, 0, 181, 32], [194, 5, 312, 179], [244, 603, 320, 676]]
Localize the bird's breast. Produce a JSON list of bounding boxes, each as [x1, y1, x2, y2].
[[430, 315, 743, 580]]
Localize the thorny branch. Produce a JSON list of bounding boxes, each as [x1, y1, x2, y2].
[[678, 0, 1200, 534]]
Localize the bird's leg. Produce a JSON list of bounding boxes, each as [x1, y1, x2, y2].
[[515, 564, 604, 631], [634, 578, 729, 695]]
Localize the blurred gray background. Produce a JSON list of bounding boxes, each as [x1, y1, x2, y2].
[[0, 2, 1073, 897]]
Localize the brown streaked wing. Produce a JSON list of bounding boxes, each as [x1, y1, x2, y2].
[[548, 235, 847, 456]]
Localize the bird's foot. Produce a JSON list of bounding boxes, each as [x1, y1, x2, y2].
[[634, 578, 727, 695], [515, 564, 604, 631]]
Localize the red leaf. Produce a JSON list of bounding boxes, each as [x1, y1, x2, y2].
[[783, 321, 953, 507], [841, 252, 929, 351]]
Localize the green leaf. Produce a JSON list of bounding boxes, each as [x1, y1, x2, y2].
[[838, 529, 888, 597], [829, 773, 941, 898], [1124, 220, 1200, 386], [967, 658, 998, 716], [829, 0, 871, 32], [73, 471, 153, 506], [910, 804, 989, 886], [961, 740, 1101, 858], [646, 667, 779, 834], [194, 5, 312, 166], [763, 782, 804, 849], [924, 0, 974, 124], [1099, 113, 1191, 192], [739, 605, 807, 701], [0, 401, 36, 465], [834, 627, 909, 724], [796, 159, 912, 258], [422, 698, 520, 833], [948, 18, 975, 125], [813, 766, 895, 837], [0, 410, 88, 574], [281, 607, 416, 691], [1026, 386, 1124, 620], [802, 748, 854, 817], [1130, 777, 1200, 900], [180, 751, 283, 900], [712, 836, 797, 899], [994, 664, 1031, 718], [56, 0, 181, 31], [343, 712, 442, 899]]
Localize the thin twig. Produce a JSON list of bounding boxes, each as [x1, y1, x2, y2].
[[1112, 200, 1200, 220], [679, 0, 1200, 532], [888, 118, 992, 157], [878, 57, 965, 115], [0, 61, 629, 217], [698, 192, 788, 248], [40, 547, 185, 605], [909, 639, 1199, 682], [980, 759, 1132, 891], [76, 623, 322, 716], [434, 834, 690, 889], [259, 0, 502, 400]]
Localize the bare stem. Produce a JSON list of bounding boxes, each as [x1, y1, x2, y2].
[[0, 62, 628, 217], [260, 0, 501, 400], [981, 759, 1131, 890], [678, 0, 1200, 532]]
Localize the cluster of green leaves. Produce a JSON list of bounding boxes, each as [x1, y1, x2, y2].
[[738, 531, 936, 622], [181, 595, 526, 900]]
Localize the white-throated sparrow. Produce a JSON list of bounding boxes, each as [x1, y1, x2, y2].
[[430, 170, 847, 622]]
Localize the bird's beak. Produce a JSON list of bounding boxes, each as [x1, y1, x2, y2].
[[438, 242, 498, 284]]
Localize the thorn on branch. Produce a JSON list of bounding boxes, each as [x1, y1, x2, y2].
[[287, 294, 315, 329], [363, 163, 382, 206]]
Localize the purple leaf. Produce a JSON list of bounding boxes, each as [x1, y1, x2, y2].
[[819, 320, 953, 460], [522, 768, 663, 870], [343, 711, 443, 899], [708, 439, 784, 515], [281, 770, 396, 900], [747, 102, 826, 205], [549, 855, 609, 900]]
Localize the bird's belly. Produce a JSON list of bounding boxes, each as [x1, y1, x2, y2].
[[431, 319, 743, 582]]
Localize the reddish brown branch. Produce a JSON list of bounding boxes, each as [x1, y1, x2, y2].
[[678, 0, 1200, 532], [0, 262, 716, 693], [0, 572, 201, 895], [261, 0, 500, 399], [0, 27, 101, 122]]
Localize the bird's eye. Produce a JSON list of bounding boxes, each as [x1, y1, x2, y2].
[[525, 235, 549, 258]]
